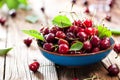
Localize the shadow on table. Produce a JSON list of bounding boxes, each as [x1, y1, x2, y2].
[[55, 62, 106, 80]]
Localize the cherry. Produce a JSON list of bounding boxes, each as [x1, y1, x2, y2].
[[85, 27, 95, 35], [45, 33, 55, 42], [100, 39, 110, 50], [0, 17, 6, 25], [83, 19, 92, 27], [59, 44, 69, 54], [32, 61, 40, 69], [56, 31, 66, 39], [108, 64, 119, 76], [29, 61, 40, 72], [24, 38, 32, 47], [90, 35, 100, 47], [9, 9, 16, 18], [66, 32, 76, 40], [85, 7, 90, 14], [83, 41, 92, 50], [105, 14, 111, 22], [108, 0, 115, 8], [49, 26, 62, 34], [43, 43, 54, 51], [58, 39, 69, 46], [77, 32, 88, 42], [68, 25, 78, 33], [83, 0, 88, 6], [72, 0, 77, 4], [77, 27, 85, 32], [92, 47, 100, 53], [72, 20, 83, 28], [113, 44, 120, 53], [41, 7, 45, 13]]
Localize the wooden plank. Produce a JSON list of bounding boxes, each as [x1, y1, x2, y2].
[[4, 9, 58, 80], [0, 11, 8, 80], [0, 25, 7, 80]]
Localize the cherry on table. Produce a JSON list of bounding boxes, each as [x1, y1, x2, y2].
[[9, 9, 17, 18], [105, 14, 111, 22], [24, 38, 32, 47], [113, 43, 120, 53], [0, 17, 6, 25], [108, 64, 119, 76], [29, 61, 40, 73]]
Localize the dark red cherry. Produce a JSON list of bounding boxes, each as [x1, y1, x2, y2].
[[29, 61, 40, 72], [85, 7, 90, 14], [83, 41, 92, 50], [113, 44, 120, 53], [43, 43, 54, 51], [100, 39, 110, 50], [90, 35, 100, 47], [56, 31, 66, 39], [77, 32, 88, 42], [41, 7, 45, 13], [108, 64, 119, 76], [66, 32, 76, 40], [59, 44, 69, 54], [24, 38, 32, 47], [45, 33, 55, 42], [72, 20, 83, 28], [0, 17, 6, 25], [105, 14, 111, 22], [68, 25, 78, 33], [9, 9, 16, 18]]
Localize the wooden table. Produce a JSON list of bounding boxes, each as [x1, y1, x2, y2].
[[0, 0, 120, 80]]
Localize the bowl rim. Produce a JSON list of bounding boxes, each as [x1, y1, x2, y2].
[[39, 38, 115, 57]]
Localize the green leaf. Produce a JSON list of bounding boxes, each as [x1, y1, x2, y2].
[[0, 47, 12, 56], [22, 30, 44, 41], [18, 0, 28, 5], [109, 28, 120, 35], [25, 15, 39, 23], [52, 15, 72, 28], [0, 0, 5, 8], [5, 0, 19, 9], [70, 41, 83, 51], [97, 25, 112, 38]]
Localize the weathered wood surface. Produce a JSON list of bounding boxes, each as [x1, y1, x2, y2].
[[0, 0, 120, 80]]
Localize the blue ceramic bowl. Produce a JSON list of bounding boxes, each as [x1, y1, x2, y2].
[[39, 38, 115, 66]]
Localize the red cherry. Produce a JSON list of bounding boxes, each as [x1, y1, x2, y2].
[[59, 44, 69, 54], [43, 43, 54, 51], [83, 19, 92, 27], [113, 44, 120, 53], [29, 61, 40, 72], [84, 7, 90, 14], [108, 64, 119, 76], [32, 61, 40, 69], [58, 39, 69, 46], [56, 31, 66, 39], [0, 17, 6, 25], [83, 41, 92, 50], [85, 27, 94, 35], [24, 38, 32, 47]]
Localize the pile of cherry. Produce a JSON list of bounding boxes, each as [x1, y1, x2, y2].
[[38, 19, 111, 54]]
